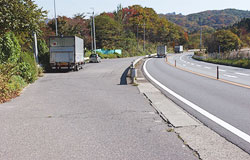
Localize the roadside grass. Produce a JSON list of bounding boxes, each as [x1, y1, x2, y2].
[[193, 56, 250, 69]]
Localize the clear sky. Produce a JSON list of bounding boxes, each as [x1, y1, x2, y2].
[[34, 0, 250, 18]]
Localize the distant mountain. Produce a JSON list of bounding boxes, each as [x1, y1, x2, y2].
[[160, 9, 250, 33]]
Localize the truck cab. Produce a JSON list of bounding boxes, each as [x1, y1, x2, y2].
[[174, 45, 184, 53]]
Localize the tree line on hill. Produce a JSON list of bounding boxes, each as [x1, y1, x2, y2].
[[161, 9, 250, 33], [161, 9, 250, 53], [45, 5, 188, 57]]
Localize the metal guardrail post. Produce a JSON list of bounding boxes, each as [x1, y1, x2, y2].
[[131, 68, 137, 84], [130, 55, 156, 84], [217, 66, 219, 79]]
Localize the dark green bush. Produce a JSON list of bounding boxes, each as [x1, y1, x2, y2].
[[19, 52, 38, 83], [8, 75, 27, 92], [0, 31, 39, 103], [0, 32, 21, 63], [0, 63, 23, 103], [38, 39, 50, 71]]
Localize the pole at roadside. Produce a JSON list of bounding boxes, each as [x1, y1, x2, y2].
[[143, 22, 145, 51], [92, 9, 96, 54], [217, 66, 219, 79], [54, 0, 58, 36]]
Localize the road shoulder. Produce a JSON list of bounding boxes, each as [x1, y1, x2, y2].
[[134, 58, 250, 160]]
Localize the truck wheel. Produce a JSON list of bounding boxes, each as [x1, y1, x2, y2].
[[75, 65, 79, 71]]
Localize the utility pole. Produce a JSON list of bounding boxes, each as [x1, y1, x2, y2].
[[137, 25, 139, 50], [54, 0, 58, 36], [92, 9, 96, 54], [33, 32, 39, 64], [143, 22, 146, 51], [90, 18, 93, 53], [219, 45, 221, 58], [199, 18, 202, 50]]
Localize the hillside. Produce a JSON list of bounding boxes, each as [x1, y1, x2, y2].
[[230, 18, 250, 46], [160, 9, 250, 33]]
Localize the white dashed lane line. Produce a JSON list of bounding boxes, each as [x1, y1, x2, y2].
[[235, 72, 250, 76], [223, 74, 238, 78], [219, 69, 226, 72], [196, 65, 201, 67], [204, 67, 212, 69]]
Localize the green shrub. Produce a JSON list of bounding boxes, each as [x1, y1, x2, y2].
[[38, 39, 50, 71], [37, 66, 44, 77], [19, 52, 38, 83], [97, 52, 119, 59], [85, 50, 92, 58], [0, 63, 22, 103], [8, 75, 27, 92], [0, 32, 40, 103], [0, 32, 21, 63]]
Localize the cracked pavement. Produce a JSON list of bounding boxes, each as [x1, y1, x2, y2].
[[0, 58, 197, 160]]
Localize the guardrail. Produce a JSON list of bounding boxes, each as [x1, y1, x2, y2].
[[130, 53, 157, 83]]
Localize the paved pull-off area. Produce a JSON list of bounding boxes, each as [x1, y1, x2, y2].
[[0, 58, 197, 160]]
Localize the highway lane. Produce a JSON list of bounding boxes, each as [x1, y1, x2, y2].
[[144, 57, 250, 153], [167, 52, 250, 86]]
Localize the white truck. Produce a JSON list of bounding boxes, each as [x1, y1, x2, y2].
[[157, 45, 167, 58], [49, 36, 84, 71], [174, 45, 184, 53]]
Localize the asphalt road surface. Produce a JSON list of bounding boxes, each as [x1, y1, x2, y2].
[[0, 58, 197, 160], [144, 57, 250, 154], [168, 52, 250, 86]]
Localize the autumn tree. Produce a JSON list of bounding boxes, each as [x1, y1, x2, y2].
[[206, 30, 242, 53], [0, 0, 46, 35], [47, 15, 91, 48], [95, 14, 123, 49]]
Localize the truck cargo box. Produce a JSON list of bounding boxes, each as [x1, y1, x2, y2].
[[157, 45, 167, 58], [49, 36, 84, 71]]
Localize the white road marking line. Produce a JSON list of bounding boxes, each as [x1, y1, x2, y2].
[[235, 72, 250, 76], [196, 65, 201, 67], [144, 58, 250, 144], [219, 69, 226, 72], [180, 55, 187, 63], [223, 74, 238, 78], [191, 63, 194, 65], [204, 67, 211, 69], [182, 64, 186, 67], [187, 62, 190, 64]]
